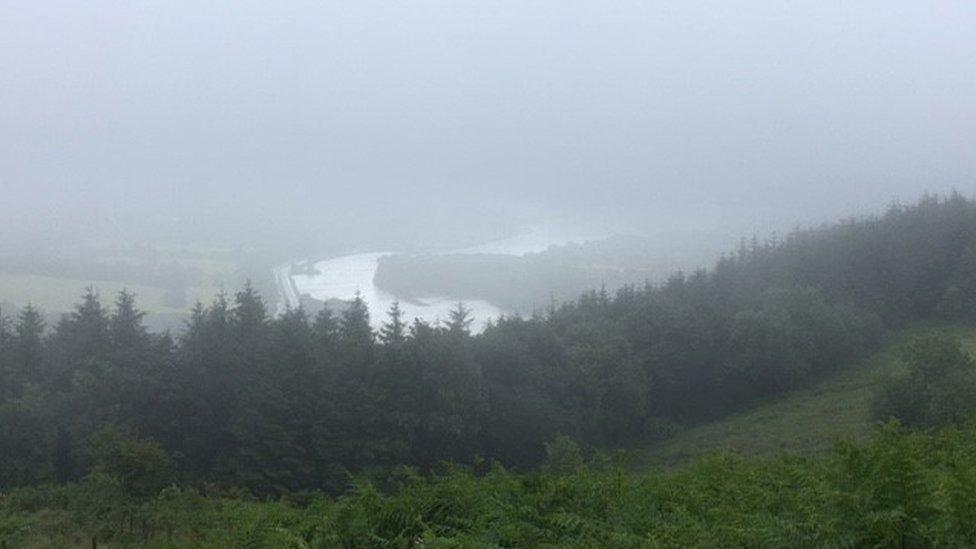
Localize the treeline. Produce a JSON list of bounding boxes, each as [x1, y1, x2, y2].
[[4, 421, 976, 547], [373, 235, 687, 312], [1, 193, 975, 496]]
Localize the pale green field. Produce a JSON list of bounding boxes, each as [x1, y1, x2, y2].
[[637, 324, 976, 469], [0, 243, 245, 318], [98, 252, 238, 278], [0, 274, 225, 315]]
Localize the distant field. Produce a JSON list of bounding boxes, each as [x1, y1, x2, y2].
[[98, 255, 237, 278], [0, 246, 242, 321], [636, 323, 976, 469], [0, 273, 224, 314]]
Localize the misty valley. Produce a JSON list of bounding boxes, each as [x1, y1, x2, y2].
[[272, 229, 683, 332], [5, 195, 976, 546], [4, 2, 976, 546]]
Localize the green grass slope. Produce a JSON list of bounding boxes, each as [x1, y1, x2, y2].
[[637, 324, 976, 469]]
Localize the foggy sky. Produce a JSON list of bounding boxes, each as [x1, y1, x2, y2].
[[2, 1, 974, 250]]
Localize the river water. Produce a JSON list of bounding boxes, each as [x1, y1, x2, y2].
[[274, 228, 591, 332]]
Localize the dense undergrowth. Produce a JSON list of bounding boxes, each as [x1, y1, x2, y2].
[[4, 420, 976, 548]]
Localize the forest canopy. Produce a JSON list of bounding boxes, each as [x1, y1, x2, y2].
[[1, 193, 974, 498]]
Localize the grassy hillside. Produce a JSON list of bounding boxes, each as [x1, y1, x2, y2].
[[637, 323, 976, 469]]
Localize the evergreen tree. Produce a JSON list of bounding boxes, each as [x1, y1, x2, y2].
[[0, 304, 10, 352], [410, 317, 436, 340], [232, 281, 268, 342], [9, 303, 45, 384], [46, 289, 110, 393], [313, 306, 339, 345], [446, 302, 473, 336], [0, 304, 12, 396], [379, 300, 407, 345], [59, 287, 110, 361], [340, 291, 373, 349], [109, 290, 148, 352], [170, 295, 236, 483]]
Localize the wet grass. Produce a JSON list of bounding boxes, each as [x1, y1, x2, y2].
[[636, 323, 976, 469]]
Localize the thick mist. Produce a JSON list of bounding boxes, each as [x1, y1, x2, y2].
[[2, 1, 973, 252], [7, 5, 976, 540]]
